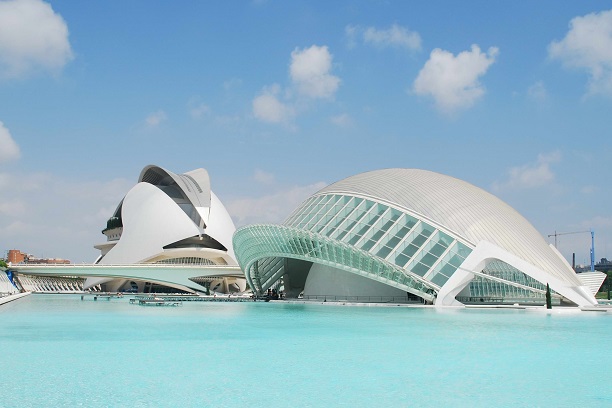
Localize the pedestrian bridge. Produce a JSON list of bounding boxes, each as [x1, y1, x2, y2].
[[7, 264, 244, 293]]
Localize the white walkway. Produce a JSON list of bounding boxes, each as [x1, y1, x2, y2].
[[0, 292, 30, 306]]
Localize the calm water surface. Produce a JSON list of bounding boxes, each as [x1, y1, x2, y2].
[[0, 294, 610, 407]]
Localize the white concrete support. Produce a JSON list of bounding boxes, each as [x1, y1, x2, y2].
[[10, 264, 243, 294], [436, 241, 598, 307], [576, 271, 607, 295]]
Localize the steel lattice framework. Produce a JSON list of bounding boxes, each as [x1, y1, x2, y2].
[[233, 224, 437, 301]]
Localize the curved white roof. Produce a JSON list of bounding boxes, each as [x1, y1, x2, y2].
[[139, 165, 211, 227], [316, 168, 580, 286], [93, 164, 237, 267]]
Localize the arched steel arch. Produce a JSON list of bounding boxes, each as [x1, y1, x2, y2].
[[233, 224, 438, 302]]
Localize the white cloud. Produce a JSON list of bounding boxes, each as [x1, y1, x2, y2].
[[346, 24, 421, 51], [363, 24, 422, 50], [527, 81, 547, 101], [252, 84, 294, 124], [413, 45, 498, 114], [549, 9, 612, 96], [145, 110, 167, 127], [330, 113, 353, 127], [345, 25, 359, 49], [0, 121, 21, 163], [252, 45, 340, 125], [493, 151, 562, 191], [189, 102, 210, 119], [0, 0, 73, 78], [226, 181, 327, 226], [253, 169, 275, 185], [290, 45, 340, 99]]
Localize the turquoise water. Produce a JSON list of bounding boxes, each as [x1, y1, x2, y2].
[[0, 295, 610, 407]]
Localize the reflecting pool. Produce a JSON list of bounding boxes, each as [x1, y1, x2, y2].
[[0, 294, 610, 407]]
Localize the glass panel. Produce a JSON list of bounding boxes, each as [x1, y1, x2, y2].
[[364, 212, 382, 228], [330, 198, 368, 240], [384, 235, 403, 250], [420, 252, 438, 267], [369, 228, 387, 243], [412, 226, 433, 246], [394, 244, 419, 267], [427, 241, 473, 284], [294, 195, 326, 228], [285, 197, 314, 227], [403, 215, 417, 229], [361, 239, 377, 252], [456, 242, 471, 259], [304, 195, 338, 231], [428, 243, 447, 258], [317, 198, 355, 236], [345, 204, 378, 245], [431, 273, 449, 286], [394, 253, 410, 267], [411, 262, 430, 276], [347, 227, 367, 245], [437, 231, 453, 248], [376, 245, 392, 259], [438, 262, 457, 277]]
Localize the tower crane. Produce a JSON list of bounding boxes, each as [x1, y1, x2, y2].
[[547, 229, 595, 271]]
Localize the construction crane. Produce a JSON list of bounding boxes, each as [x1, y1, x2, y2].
[[547, 229, 595, 271]]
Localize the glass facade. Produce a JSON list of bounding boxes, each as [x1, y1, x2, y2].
[[234, 192, 565, 303], [233, 224, 437, 301], [285, 194, 472, 289], [234, 193, 477, 300], [233, 169, 595, 306], [458, 260, 556, 303]]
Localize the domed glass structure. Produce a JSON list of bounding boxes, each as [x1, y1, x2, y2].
[[233, 169, 601, 306]]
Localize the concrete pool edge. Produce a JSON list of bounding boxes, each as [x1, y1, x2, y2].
[[272, 299, 612, 313]]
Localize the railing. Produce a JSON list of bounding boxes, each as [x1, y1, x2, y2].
[[456, 296, 559, 305], [300, 295, 422, 303]]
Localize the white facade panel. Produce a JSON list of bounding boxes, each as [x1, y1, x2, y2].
[[99, 182, 201, 264]]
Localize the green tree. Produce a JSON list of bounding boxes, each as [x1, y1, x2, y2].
[[546, 283, 552, 309], [0, 259, 7, 269]]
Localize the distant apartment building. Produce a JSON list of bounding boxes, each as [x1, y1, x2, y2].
[[7, 250, 26, 264], [7, 249, 70, 265]]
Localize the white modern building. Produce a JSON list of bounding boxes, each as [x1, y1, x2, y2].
[[86, 165, 245, 293], [233, 169, 605, 306]]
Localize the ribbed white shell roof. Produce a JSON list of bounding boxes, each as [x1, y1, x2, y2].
[[316, 169, 580, 286]]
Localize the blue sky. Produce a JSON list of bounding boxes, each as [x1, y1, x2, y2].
[[0, 0, 611, 264]]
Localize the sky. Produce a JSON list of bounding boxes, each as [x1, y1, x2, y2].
[[0, 0, 611, 266]]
